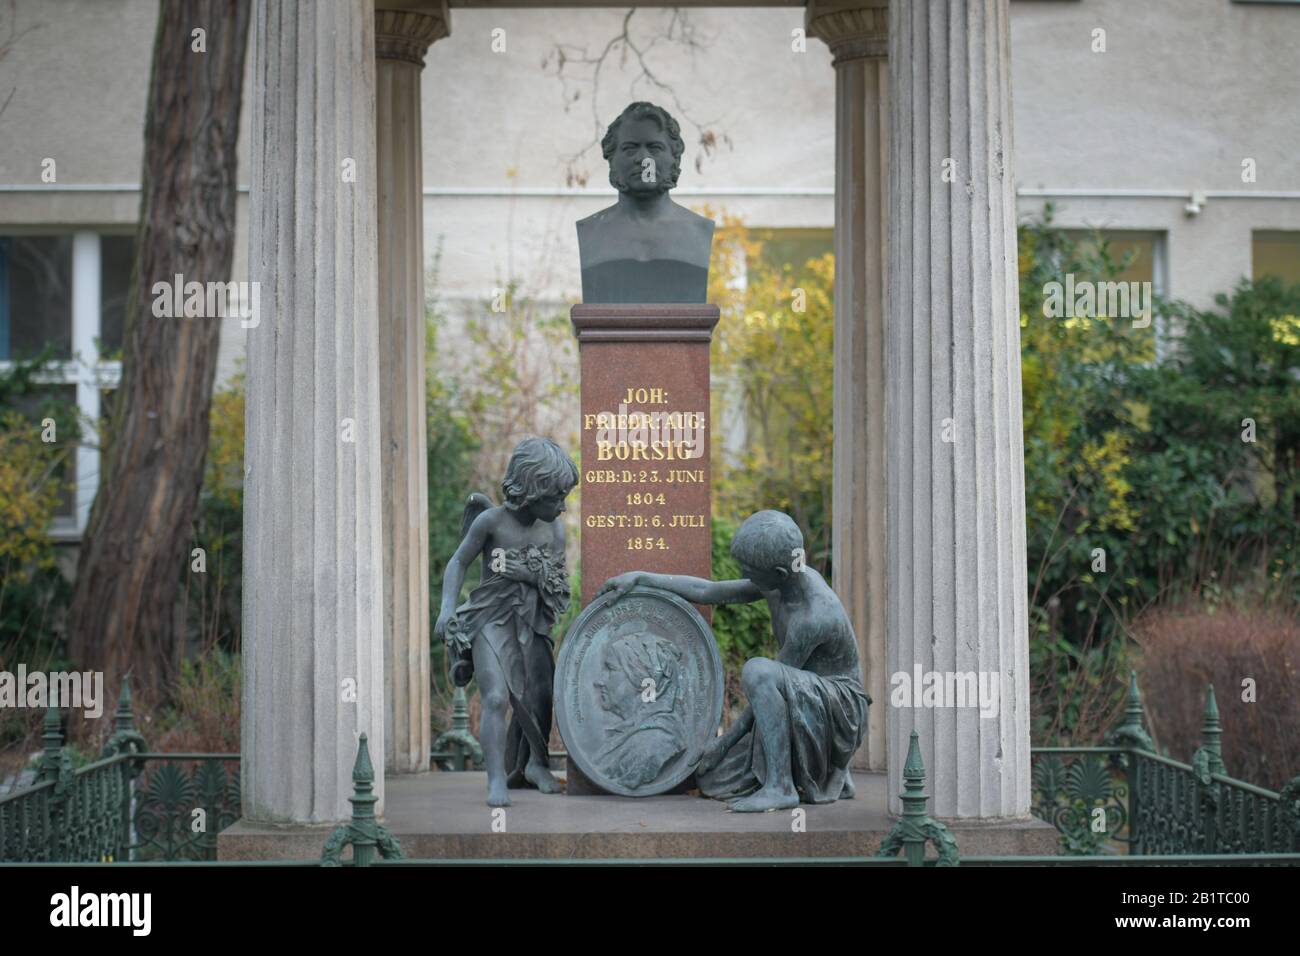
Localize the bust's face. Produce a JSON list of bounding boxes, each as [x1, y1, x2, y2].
[[611, 116, 673, 196]]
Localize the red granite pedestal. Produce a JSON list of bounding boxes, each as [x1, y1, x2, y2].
[[570, 303, 719, 604], [567, 302, 720, 794]]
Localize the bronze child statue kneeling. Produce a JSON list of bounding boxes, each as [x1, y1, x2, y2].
[[435, 437, 578, 807], [600, 510, 869, 812]]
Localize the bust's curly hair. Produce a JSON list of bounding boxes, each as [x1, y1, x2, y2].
[[501, 436, 578, 511], [601, 101, 684, 191]]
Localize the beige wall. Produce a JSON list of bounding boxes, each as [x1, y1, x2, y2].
[[1011, 0, 1300, 309], [1, 0, 1298, 377]]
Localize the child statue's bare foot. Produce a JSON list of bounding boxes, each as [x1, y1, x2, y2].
[[487, 783, 512, 807], [840, 774, 856, 800], [727, 785, 800, 812], [524, 761, 563, 794]]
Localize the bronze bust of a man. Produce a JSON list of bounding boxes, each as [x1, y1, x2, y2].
[[577, 102, 715, 304]]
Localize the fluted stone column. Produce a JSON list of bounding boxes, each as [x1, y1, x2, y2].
[[375, 3, 448, 774], [886, 0, 1031, 818], [243, 0, 385, 823], [806, 0, 889, 772]]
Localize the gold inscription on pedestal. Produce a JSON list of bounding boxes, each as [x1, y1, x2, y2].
[[582, 390, 708, 562]]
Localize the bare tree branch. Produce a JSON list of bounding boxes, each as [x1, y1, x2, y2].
[[0, 0, 44, 121], [541, 8, 731, 187]]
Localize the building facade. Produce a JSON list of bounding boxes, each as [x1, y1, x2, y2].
[[2, 0, 1297, 539], [1, 0, 1298, 823]]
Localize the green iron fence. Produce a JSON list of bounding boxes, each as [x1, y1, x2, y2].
[[323, 728, 957, 867], [431, 685, 483, 771], [325, 725, 1298, 867], [430, 685, 563, 771], [128, 753, 241, 860], [0, 753, 131, 862], [0, 678, 239, 862], [3, 672, 1298, 865], [1030, 673, 1300, 856]]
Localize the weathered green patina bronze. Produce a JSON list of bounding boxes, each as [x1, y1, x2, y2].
[[431, 686, 484, 772], [1031, 673, 1300, 856], [3, 673, 1297, 863], [434, 437, 579, 807], [577, 101, 714, 304], [555, 586, 724, 796], [876, 731, 959, 866], [321, 734, 403, 867], [599, 510, 871, 812]]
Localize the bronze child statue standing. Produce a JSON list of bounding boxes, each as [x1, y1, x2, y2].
[[599, 510, 869, 812], [436, 437, 578, 807]]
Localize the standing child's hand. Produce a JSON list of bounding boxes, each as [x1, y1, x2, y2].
[[499, 554, 537, 585]]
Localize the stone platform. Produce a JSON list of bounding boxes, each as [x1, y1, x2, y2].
[[218, 770, 1059, 861]]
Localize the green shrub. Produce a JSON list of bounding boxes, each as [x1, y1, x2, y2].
[[709, 515, 775, 724], [711, 215, 834, 572], [1018, 210, 1300, 743], [709, 514, 775, 670], [150, 648, 242, 754], [0, 350, 79, 670], [184, 370, 245, 653]]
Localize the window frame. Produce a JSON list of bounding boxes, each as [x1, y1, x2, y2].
[[1058, 227, 1169, 364], [1251, 229, 1300, 285], [0, 228, 126, 540]]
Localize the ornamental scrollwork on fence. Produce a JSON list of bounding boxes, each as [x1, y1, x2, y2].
[[131, 759, 241, 861], [1031, 752, 1130, 854]]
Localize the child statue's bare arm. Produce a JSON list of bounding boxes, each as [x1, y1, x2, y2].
[[434, 511, 493, 638], [598, 571, 762, 606]]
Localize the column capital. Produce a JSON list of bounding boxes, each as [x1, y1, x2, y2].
[[376, 1, 450, 67], [806, 0, 888, 65]]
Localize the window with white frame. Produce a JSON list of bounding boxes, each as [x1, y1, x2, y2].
[[1062, 228, 1167, 362], [0, 230, 131, 539]]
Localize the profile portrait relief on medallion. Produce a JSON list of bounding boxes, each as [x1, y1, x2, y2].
[[555, 587, 724, 797], [577, 101, 716, 304], [593, 621, 689, 789]]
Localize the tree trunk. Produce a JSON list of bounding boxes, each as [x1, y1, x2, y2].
[[67, 1, 250, 704]]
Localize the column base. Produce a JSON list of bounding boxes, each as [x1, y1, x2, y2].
[[216, 771, 1059, 860], [218, 820, 342, 862]]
